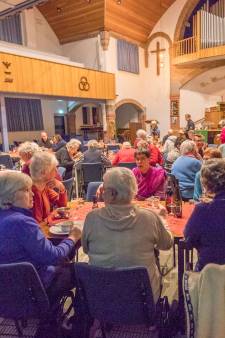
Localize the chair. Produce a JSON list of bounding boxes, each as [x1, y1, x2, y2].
[[0, 154, 14, 169], [82, 145, 88, 152], [57, 166, 66, 180], [107, 144, 120, 153], [62, 177, 74, 201], [81, 163, 104, 194], [0, 262, 49, 337], [86, 182, 103, 201], [117, 162, 136, 170], [74, 263, 160, 338]]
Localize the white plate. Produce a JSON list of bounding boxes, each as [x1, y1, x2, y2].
[[49, 226, 69, 235]]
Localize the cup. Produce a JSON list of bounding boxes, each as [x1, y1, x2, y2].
[[153, 196, 160, 209], [60, 221, 73, 233], [57, 207, 70, 218]]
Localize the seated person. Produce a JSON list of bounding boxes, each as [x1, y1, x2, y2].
[[74, 139, 111, 168], [184, 159, 225, 271], [171, 140, 201, 200], [194, 134, 205, 158], [166, 138, 182, 166], [30, 152, 67, 222], [38, 131, 52, 149], [51, 134, 66, 152], [82, 167, 173, 303], [137, 140, 163, 167], [132, 149, 166, 200], [18, 141, 40, 176], [193, 148, 222, 201], [0, 171, 81, 302], [112, 142, 135, 165], [56, 139, 82, 179]]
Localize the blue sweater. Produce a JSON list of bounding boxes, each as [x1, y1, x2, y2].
[[193, 171, 202, 201], [184, 191, 225, 271], [171, 156, 201, 199], [0, 207, 75, 287]]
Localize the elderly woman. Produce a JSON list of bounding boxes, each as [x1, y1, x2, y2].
[[56, 138, 82, 179], [0, 171, 80, 301], [193, 148, 222, 201], [171, 140, 201, 200], [184, 159, 225, 271], [82, 167, 173, 302], [112, 141, 135, 165], [30, 152, 67, 222], [132, 149, 166, 200], [18, 141, 40, 176]]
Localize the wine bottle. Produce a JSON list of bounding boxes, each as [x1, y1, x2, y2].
[[92, 196, 99, 209]]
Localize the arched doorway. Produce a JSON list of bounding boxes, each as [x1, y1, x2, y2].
[[115, 99, 146, 144]]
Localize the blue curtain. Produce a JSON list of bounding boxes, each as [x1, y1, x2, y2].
[[0, 14, 22, 44], [5, 97, 44, 132], [117, 39, 139, 74]]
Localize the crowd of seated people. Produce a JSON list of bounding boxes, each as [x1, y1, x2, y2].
[[1, 125, 225, 336]]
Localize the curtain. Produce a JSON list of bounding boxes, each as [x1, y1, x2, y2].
[[117, 39, 139, 74], [5, 97, 44, 132], [0, 14, 22, 44]]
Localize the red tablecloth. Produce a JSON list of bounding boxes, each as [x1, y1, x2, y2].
[[48, 201, 195, 238]]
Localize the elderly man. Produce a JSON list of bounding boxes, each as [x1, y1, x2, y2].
[[38, 131, 52, 149], [132, 149, 166, 200], [82, 167, 173, 303], [171, 140, 201, 200], [112, 142, 135, 165], [74, 139, 111, 167], [56, 139, 82, 179]]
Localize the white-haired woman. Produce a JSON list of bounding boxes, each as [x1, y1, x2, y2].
[[112, 141, 135, 165], [30, 152, 67, 222], [18, 141, 40, 176], [82, 167, 173, 303], [134, 129, 147, 148], [0, 171, 80, 302], [185, 159, 225, 271], [56, 138, 82, 179], [171, 140, 201, 200]]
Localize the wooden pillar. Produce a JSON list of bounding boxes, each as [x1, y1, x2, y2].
[[0, 95, 9, 152], [105, 104, 116, 142]]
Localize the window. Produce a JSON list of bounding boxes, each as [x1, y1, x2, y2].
[[0, 14, 22, 44], [5, 97, 44, 132], [82, 107, 88, 125], [117, 39, 139, 74], [92, 107, 99, 125]]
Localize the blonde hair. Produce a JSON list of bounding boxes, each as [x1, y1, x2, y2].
[[87, 140, 99, 150], [0, 171, 32, 209], [18, 142, 40, 158], [30, 152, 58, 183], [66, 139, 81, 150]]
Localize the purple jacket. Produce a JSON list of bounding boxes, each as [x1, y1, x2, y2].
[[0, 207, 75, 287], [132, 166, 166, 199]]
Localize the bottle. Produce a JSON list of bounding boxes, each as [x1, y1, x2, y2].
[[165, 182, 174, 214], [174, 178, 182, 218], [92, 196, 99, 209]]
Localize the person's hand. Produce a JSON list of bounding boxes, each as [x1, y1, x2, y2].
[[47, 179, 65, 193], [96, 183, 104, 199], [68, 227, 81, 242]]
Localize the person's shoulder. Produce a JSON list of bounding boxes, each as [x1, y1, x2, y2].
[[136, 207, 161, 222]]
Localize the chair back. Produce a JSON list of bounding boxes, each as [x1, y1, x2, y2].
[[74, 263, 155, 326], [107, 144, 120, 153], [0, 154, 13, 169], [62, 177, 74, 201], [81, 163, 103, 188], [0, 262, 49, 320], [82, 145, 88, 152], [86, 182, 102, 201], [117, 162, 136, 170], [57, 166, 66, 179]]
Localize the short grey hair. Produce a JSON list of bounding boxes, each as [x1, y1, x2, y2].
[[30, 152, 58, 183], [103, 167, 137, 203], [87, 139, 99, 150], [136, 129, 147, 139], [67, 139, 81, 150], [0, 171, 32, 209], [180, 140, 197, 155], [219, 119, 225, 128], [122, 142, 131, 149], [18, 142, 40, 157], [201, 159, 225, 194]]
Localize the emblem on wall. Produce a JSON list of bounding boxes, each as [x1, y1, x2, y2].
[[79, 76, 90, 91], [2, 61, 13, 83]]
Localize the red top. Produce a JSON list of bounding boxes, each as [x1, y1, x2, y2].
[[134, 139, 163, 167], [112, 148, 135, 165], [32, 184, 67, 222], [220, 127, 225, 144]]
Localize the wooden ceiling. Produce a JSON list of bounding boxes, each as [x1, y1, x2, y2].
[[38, 0, 176, 45]]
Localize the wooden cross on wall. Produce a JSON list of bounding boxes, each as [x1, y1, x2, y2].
[[151, 41, 166, 76]]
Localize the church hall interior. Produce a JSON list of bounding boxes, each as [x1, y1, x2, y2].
[[0, 1, 225, 338]]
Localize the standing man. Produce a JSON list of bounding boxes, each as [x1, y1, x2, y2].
[[38, 131, 52, 149], [185, 114, 195, 133]]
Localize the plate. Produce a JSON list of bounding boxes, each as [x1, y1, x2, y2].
[[49, 226, 69, 235]]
